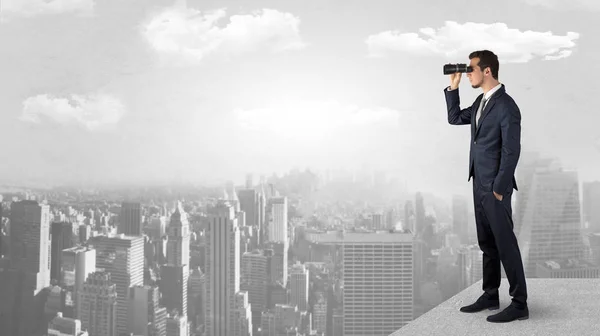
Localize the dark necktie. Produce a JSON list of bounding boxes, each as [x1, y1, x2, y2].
[[476, 96, 487, 127]]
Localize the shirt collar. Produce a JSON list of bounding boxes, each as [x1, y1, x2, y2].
[[484, 83, 502, 100]]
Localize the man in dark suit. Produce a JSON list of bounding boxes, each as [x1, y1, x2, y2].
[[444, 50, 529, 323]]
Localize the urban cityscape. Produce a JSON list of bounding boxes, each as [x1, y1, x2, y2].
[[1, 0, 599, 335], [1, 152, 599, 335]]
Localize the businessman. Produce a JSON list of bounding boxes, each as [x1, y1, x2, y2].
[[444, 50, 528, 323]]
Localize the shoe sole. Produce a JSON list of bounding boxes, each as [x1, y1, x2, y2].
[[460, 305, 500, 313], [487, 316, 529, 323]]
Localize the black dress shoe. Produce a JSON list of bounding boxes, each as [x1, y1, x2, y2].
[[486, 304, 529, 323], [459, 293, 500, 313]]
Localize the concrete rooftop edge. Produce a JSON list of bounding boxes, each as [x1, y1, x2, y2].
[[390, 278, 600, 336]]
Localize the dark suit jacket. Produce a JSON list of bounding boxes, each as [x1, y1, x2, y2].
[[444, 84, 520, 195]]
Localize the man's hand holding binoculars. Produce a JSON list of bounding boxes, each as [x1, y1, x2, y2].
[[449, 72, 462, 90]]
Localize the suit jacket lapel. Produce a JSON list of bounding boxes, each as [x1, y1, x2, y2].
[[474, 97, 496, 139], [472, 94, 482, 138]]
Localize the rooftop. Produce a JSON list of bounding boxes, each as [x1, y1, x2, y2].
[[390, 278, 600, 336]]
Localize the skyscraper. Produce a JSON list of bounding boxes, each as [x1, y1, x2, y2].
[[205, 200, 241, 336], [0, 200, 52, 336], [268, 196, 287, 243], [119, 202, 142, 236], [88, 234, 144, 335], [78, 271, 118, 336], [161, 201, 190, 321], [167, 201, 190, 267], [342, 231, 414, 336], [51, 221, 74, 282], [289, 262, 309, 312], [518, 167, 586, 277], [238, 189, 259, 241]]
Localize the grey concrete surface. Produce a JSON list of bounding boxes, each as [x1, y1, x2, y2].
[[390, 278, 600, 336]]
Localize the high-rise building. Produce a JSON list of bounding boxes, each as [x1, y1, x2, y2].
[[167, 201, 190, 267], [289, 262, 309, 312], [518, 167, 586, 277], [241, 249, 272, 331], [160, 265, 189, 320], [51, 222, 74, 282], [88, 234, 144, 335], [372, 213, 385, 230], [232, 291, 253, 336], [268, 196, 287, 243], [128, 285, 167, 336], [205, 200, 241, 336], [514, 152, 554, 237], [0, 200, 52, 336], [78, 271, 118, 336], [60, 246, 96, 319], [238, 189, 260, 242], [161, 201, 190, 321], [119, 202, 142, 236], [341, 231, 414, 336]]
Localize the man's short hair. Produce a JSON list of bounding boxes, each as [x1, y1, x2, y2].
[[469, 50, 499, 80]]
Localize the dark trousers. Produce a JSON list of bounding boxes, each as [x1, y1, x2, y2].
[[472, 171, 528, 308]]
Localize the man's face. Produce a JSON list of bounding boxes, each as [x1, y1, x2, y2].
[[467, 57, 484, 89]]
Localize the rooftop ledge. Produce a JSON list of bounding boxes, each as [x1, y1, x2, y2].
[[390, 278, 600, 336]]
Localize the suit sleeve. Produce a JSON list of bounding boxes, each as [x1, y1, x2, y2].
[[494, 101, 521, 194], [444, 86, 474, 125]]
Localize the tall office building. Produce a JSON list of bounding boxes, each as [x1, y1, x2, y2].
[[205, 200, 241, 336], [88, 234, 144, 335], [119, 202, 142, 236], [128, 285, 167, 336], [342, 231, 414, 336], [232, 291, 253, 336], [268, 196, 288, 243], [258, 185, 266, 243], [161, 202, 190, 320], [167, 201, 190, 267], [241, 249, 272, 331], [0, 200, 51, 336], [518, 167, 586, 277], [238, 189, 260, 242], [289, 262, 309, 312], [78, 271, 118, 336], [514, 152, 554, 237], [51, 221, 74, 282], [60, 246, 96, 318]]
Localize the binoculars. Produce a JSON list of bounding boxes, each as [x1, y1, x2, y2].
[[443, 63, 473, 75]]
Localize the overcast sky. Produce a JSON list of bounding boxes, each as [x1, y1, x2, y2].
[[0, 0, 598, 195]]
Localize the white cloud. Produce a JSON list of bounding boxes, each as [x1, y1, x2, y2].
[[0, 0, 94, 19], [20, 93, 125, 131], [523, 0, 600, 11], [141, 7, 306, 64], [366, 21, 580, 63]]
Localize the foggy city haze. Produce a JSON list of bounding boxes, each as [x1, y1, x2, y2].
[[1, 0, 600, 336]]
